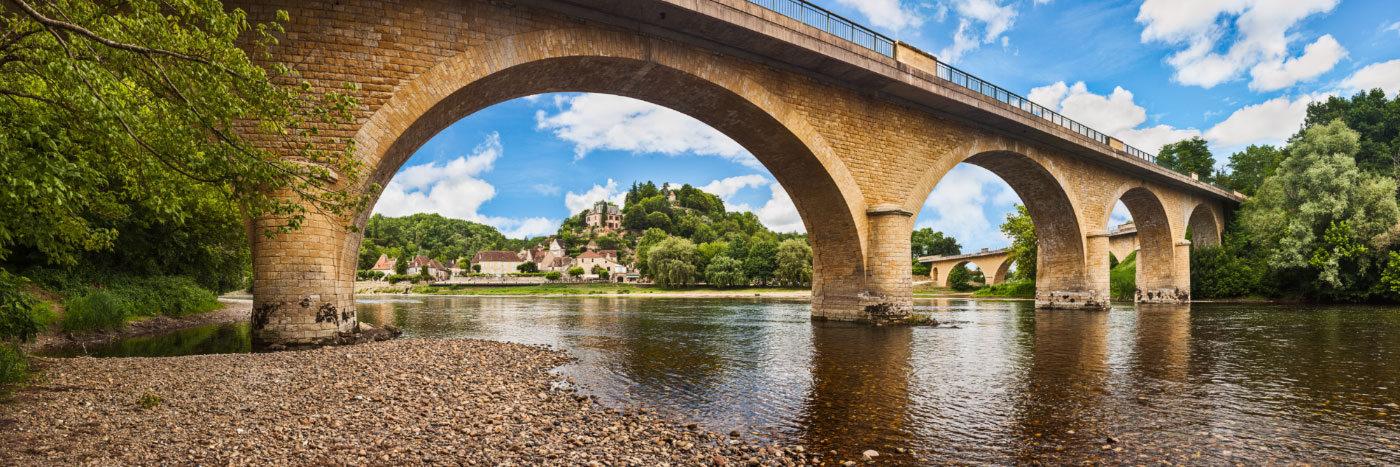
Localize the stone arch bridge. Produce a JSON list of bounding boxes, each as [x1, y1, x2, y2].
[[236, 0, 1243, 347], [921, 249, 1013, 289]]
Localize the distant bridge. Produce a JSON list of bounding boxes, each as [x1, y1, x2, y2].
[[919, 249, 1014, 289], [236, 0, 1243, 347]]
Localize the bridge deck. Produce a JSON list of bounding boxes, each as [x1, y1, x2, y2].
[[918, 248, 1013, 264], [526, 0, 1244, 203]]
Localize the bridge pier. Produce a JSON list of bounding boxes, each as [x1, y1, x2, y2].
[[1136, 241, 1191, 303], [816, 205, 916, 323], [249, 214, 358, 349]]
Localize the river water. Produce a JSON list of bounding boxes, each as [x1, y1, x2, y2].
[[50, 297, 1400, 464]]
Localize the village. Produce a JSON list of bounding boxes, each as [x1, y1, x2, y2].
[[362, 199, 636, 284]]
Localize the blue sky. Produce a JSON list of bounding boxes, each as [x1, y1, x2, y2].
[[374, 0, 1400, 251]]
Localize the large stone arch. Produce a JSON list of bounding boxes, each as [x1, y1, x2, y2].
[[905, 145, 1091, 307], [251, 28, 872, 346], [1103, 184, 1181, 300], [1186, 202, 1223, 247]]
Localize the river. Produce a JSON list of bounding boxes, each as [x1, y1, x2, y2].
[[47, 297, 1400, 464]]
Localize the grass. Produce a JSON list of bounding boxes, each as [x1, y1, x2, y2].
[[1110, 251, 1138, 300], [62, 291, 128, 332], [0, 343, 27, 396], [364, 282, 810, 296], [973, 279, 1036, 298]]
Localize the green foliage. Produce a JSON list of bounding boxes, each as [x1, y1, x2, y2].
[[1156, 137, 1217, 179], [355, 270, 386, 281], [912, 258, 931, 277], [517, 262, 539, 273], [743, 239, 780, 285], [0, 341, 28, 394], [137, 393, 164, 409], [705, 256, 747, 287], [1221, 144, 1285, 196], [1108, 253, 1119, 270], [567, 267, 585, 278], [545, 271, 562, 281], [63, 291, 128, 332], [385, 274, 413, 284], [972, 279, 1035, 298], [1240, 119, 1399, 299], [1001, 204, 1037, 280], [0, 271, 43, 343], [361, 213, 510, 272], [911, 228, 961, 257], [394, 256, 408, 276], [1300, 89, 1400, 177], [1110, 251, 1137, 300], [0, 1, 369, 267], [947, 264, 976, 292], [472, 264, 482, 272], [647, 237, 698, 287], [1191, 230, 1268, 299], [775, 239, 813, 285]]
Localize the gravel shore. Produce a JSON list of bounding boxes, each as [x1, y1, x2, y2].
[[0, 339, 815, 466]]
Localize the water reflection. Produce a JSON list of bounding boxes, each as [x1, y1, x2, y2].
[[45, 297, 1400, 463]]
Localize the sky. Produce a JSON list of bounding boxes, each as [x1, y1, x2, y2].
[[373, 0, 1400, 251]]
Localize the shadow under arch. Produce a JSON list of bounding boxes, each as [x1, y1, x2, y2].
[[331, 32, 871, 320], [1106, 186, 1178, 301], [1186, 202, 1222, 247], [941, 150, 1088, 303]]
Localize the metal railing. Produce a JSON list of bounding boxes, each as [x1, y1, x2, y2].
[[745, 0, 895, 56], [743, 0, 1241, 190]]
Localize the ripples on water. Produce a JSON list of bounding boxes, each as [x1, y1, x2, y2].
[[58, 297, 1400, 464]]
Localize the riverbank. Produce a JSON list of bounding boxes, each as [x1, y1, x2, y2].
[[0, 339, 815, 465], [23, 298, 252, 355], [356, 283, 813, 299]]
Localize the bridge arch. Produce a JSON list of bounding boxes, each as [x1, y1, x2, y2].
[[1100, 183, 1182, 302], [251, 28, 873, 346], [1186, 202, 1223, 247], [906, 146, 1089, 306]]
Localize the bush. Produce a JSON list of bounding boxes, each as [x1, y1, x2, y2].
[[0, 271, 43, 343], [1110, 251, 1137, 300], [973, 279, 1036, 298], [64, 291, 129, 332], [106, 276, 220, 318], [0, 343, 26, 393], [947, 265, 977, 292], [545, 271, 562, 281], [385, 274, 413, 284], [517, 262, 539, 273], [567, 267, 585, 278]]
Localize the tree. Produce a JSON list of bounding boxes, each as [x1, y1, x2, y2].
[[910, 229, 961, 257], [947, 264, 975, 291], [1300, 89, 1400, 177], [646, 211, 673, 232], [1221, 144, 1284, 196], [394, 257, 408, 276], [545, 271, 562, 281], [696, 241, 728, 274], [775, 239, 813, 285], [912, 258, 931, 277], [517, 262, 539, 273], [743, 239, 780, 285], [1240, 119, 1399, 298], [0, 1, 370, 266], [567, 267, 585, 278], [472, 264, 482, 273], [705, 256, 747, 287], [647, 237, 698, 287], [1156, 137, 1217, 179], [591, 264, 610, 280], [1001, 204, 1037, 281], [634, 228, 669, 272]]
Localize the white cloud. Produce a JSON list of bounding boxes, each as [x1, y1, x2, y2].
[[832, 0, 923, 32], [937, 0, 1018, 63], [374, 134, 559, 239], [744, 184, 806, 234], [1136, 0, 1344, 89], [915, 164, 1017, 248], [1248, 34, 1346, 91], [1339, 59, 1400, 97], [1109, 201, 1132, 228], [564, 179, 627, 215], [1387, 21, 1400, 37], [1204, 94, 1320, 147], [535, 93, 760, 169], [1028, 81, 1204, 152], [699, 175, 769, 199]]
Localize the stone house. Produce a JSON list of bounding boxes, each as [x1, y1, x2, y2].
[[585, 200, 621, 230], [407, 255, 450, 280], [575, 250, 626, 279], [370, 254, 397, 274], [471, 250, 524, 276]]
